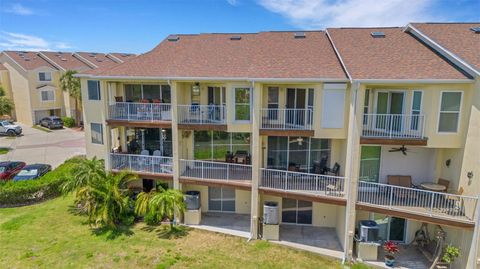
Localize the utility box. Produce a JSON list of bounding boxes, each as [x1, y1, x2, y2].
[[263, 201, 279, 225], [263, 224, 279, 241], [356, 242, 380, 261], [184, 208, 201, 225]]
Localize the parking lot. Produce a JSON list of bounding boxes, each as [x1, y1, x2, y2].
[[0, 124, 86, 168]]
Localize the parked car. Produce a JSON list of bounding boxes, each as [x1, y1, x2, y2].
[[0, 120, 22, 136], [0, 161, 26, 180], [40, 116, 63, 129], [13, 164, 52, 181]]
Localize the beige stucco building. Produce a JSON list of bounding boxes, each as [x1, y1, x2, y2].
[[0, 51, 135, 125], [77, 23, 480, 269]]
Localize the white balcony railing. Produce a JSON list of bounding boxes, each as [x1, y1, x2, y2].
[[357, 181, 478, 222], [180, 159, 252, 181], [260, 108, 313, 130], [362, 114, 425, 139], [177, 104, 226, 124], [260, 168, 347, 198], [108, 102, 172, 122], [110, 153, 173, 174]]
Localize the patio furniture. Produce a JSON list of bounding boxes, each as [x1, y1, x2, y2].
[[140, 150, 149, 156], [445, 187, 465, 216], [114, 96, 123, 102], [437, 178, 450, 192], [326, 179, 342, 196], [152, 150, 162, 156], [288, 162, 300, 172], [312, 157, 328, 174], [234, 150, 249, 164], [420, 182, 447, 192], [225, 151, 234, 163], [325, 163, 340, 176], [388, 175, 415, 199]]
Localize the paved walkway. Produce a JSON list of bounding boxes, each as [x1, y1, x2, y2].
[[0, 124, 86, 168]]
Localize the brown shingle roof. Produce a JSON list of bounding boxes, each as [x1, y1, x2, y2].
[[327, 27, 470, 80], [3, 51, 58, 70], [82, 31, 347, 80], [75, 52, 121, 69], [411, 23, 480, 72], [107, 53, 136, 63], [40, 51, 93, 72]]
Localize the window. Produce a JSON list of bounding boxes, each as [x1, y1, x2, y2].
[[282, 198, 312, 224], [235, 87, 250, 121], [38, 72, 52, 82], [438, 92, 462, 133], [90, 123, 103, 144], [267, 87, 279, 119], [87, 80, 101, 100], [410, 91, 422, 130], [208, 187, 235, 212], [194, 131, 251, 161], [124, 84, 171, 103], [40, 90, 55, 102]]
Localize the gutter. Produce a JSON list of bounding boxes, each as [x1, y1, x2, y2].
[[405, 24, 480, 78], [73, 74, 349, 83], [354, 78, 474, 84]]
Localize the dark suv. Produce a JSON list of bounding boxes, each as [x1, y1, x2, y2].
[[40, 116, 63, 129]]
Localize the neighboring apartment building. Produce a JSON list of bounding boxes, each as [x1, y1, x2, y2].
[[76, 23, 480, 269], [0, 51, 135, 125]]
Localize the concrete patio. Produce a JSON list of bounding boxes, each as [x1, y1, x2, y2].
[[364, 245, 431, 269], [187, 212, 251, 238]]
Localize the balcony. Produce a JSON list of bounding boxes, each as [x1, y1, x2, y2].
[[260, 168, 348, 204], [357, 181, 478, 226], [107, 102, 172, 127], [177, 104, 226, 124], [260, 108, 313, 136], [110, 153, 173, 177], [361, 114, 427, 145], [179, 159, 252, 188]]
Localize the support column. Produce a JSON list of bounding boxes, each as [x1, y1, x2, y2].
[[170, 81, 181, 191], [343, 81, 364, 263], [250, 81, 262, 239]]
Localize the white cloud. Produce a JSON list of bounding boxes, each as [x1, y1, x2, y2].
[[227, 0, 238, 6], [257, 0, 435, 28], [4, 3, 34, 15], [0, 32, 72, 51]]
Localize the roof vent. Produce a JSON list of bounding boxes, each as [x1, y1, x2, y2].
[[24, 58, 30, 61], [371, 32, 385, 38], [96, 59, 103, 62], [61, 58, 67, 61], [167, 35, 179, 42], [294, 32, 306, 39], [230, 35, 242, 40], [470, 27, 480, 34]]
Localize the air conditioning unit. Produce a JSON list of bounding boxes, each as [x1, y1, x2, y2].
[[263, 201, 279, 225], [184, 191, 201, 210], [359, 220, 379, 242]]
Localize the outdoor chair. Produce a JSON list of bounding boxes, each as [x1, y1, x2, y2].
[[325, 163, 340, 176], [387, 175, 416, 199], [445, 187, 465, 216], [312, 157, 328, 174], [437, 178, 450, 192]]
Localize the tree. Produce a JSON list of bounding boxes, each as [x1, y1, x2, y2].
[[0, 84, 14, 117], [61, 156, 106, 196], [135, 187, 186, 229], [59, 70, 81, 126], [77, 171, 137, 228]]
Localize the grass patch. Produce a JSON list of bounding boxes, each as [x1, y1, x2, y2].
[[0, 196, 342, 269], [32, 125, 52, 133], [0, 147, 10, 154]]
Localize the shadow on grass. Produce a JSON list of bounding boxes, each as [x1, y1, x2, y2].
[[140, 224, 190, 239], [67, 204, 86, 216], [91, 225, 134, 240]]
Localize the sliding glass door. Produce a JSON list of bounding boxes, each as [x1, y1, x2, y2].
[[282, 198, 312, 224], [208, 187, 235, 212], [359, 146, 381, 182], [375, 91, 405, 132]]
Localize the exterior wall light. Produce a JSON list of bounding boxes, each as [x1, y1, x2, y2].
[[467, 171, 474, 179]]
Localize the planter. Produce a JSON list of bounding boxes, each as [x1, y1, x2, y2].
[[384, 255, 395, 267], [435, 263, 450, 269]]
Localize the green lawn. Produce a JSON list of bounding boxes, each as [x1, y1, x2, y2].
[[0, 197, 343, 269]]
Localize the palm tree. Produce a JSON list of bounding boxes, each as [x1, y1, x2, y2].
[[0, 84, 14, 117], [77, 171, 137, 228], [135, 188, 186, 229], [61, 156, 106, 195], [59, 70, 81, 126]]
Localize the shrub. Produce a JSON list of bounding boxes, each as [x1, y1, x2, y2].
[[62, 117, 75, 128], [0, 157, 83, 207]]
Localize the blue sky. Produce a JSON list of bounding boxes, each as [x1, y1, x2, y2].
[[0, 0, 478, 53]]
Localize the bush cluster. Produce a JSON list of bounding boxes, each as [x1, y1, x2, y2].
[[62, 117, 76, 128], [0, 157, 82, 207]]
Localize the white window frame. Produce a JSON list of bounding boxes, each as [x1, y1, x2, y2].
[[90, 123, 104, 145], [40, 90, 55, 102], [410, 90, 423, 131], [38, 72, 52, 82], [233, 86, 251, 122], [87, 80, 101, 101], [437, 90, 463, 134]]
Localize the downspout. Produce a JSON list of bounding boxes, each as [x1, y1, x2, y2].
[[248, 79, 256, 242]]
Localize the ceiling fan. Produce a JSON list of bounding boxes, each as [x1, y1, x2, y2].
[[389, 145, 408, 155], [289, 137, 304, 146]]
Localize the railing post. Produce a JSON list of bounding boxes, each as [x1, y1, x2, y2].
[[389, 185, 394, 209], [389, 114, 393, 138], [129, 155, 132, 171], [127, 103, 130, 121], [429, 193, 435, 216], [226, 163, 230, 181], [150, 103, 154, 122], [284, 171, 288, 190], [201, 161, 204, 179]]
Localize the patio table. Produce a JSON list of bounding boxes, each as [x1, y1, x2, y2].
[[420, 182, 446, 192]]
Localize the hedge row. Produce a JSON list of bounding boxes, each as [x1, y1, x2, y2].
[[0, 157, 82, 207]]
